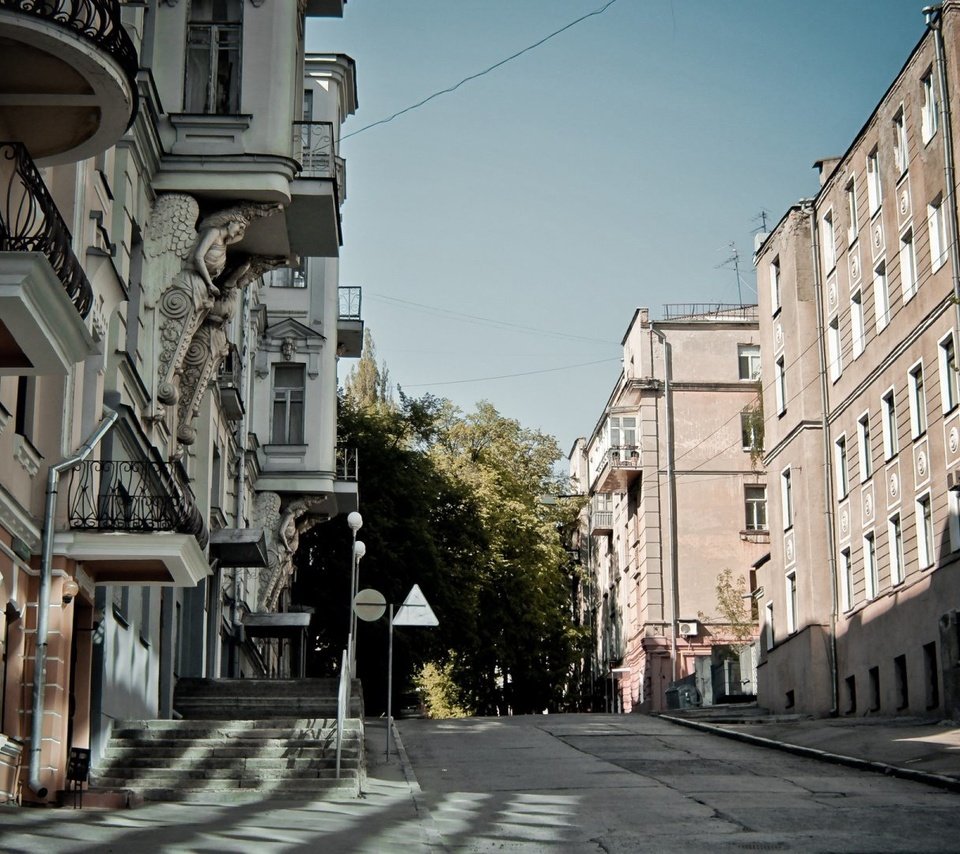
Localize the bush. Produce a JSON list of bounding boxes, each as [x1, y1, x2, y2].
[[414, 659, 471, 719]]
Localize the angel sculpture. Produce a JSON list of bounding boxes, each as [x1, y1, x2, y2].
[[259, 495, 330, 612], [144, 194, 281, 408], [175, 253, 288, 446]]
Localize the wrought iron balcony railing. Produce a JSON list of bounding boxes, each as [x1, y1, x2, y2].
[[0, 0, 139, 96], [67, 458, 207, 549], [336, 446, 358, 482], [0, 142, 93, 317], [338, 286, 361, 321], [292, 121, 345, 202], [661, 303, 758, 322], [604, 445, 640, 469]]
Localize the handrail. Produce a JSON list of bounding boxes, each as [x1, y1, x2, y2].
[[335, 645, 350, 779], [0, 142, 93, 317], [336, 446, 358, 482], [0, 0, 139, 122], [292, 120, 335, 176], [338, 286, 361, 321]]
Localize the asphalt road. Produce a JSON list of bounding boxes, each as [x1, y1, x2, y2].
[[396, 713, 960, 853]]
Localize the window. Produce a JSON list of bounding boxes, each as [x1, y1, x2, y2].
[[845, 674, 857, 715], [841, 547, 854, 612], [900, 228, 918, 300], [950, 487, 960, 553], [916, 493, 934, 569], [770, 257, 781, 313], [924, 642, 940, 710], [882, 388, 898, 460], [271, 364, 305, 444], [922, 69, 939, 144], [889, 514, 904, 585], [869, 666, 881, 712], [822, 209, 836, 271], [609, 416, 637, 449], [908, 362, 927, 438], [785, 572, 798, 635], [858, 413, 873, 481], [846, 176, 859, 244], [738, 344, 761, 380], [764, 601, 774, 651], [867, 147, 882, 214], [828, 317, 842, 381], [781, 467, 793, 530], [184, 0, 243, 114], [271, 260, 308, 289], [851, 289, 865, 357], [744, 485, 767, 531], [864, 532, 878, 600], [873, 260, 890, 332], [775, 357, 786, 414], [14, 376, 35, 440], [939, 333, 959, 413], [928, 195, 948, 272], [894, 654, 909, 710], [893, 106, 908, 174], [740, 409, 762, 453], [835, 435, 849, 498]]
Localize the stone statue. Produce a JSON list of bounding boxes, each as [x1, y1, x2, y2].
[[144, 194, 280, 408], [175, 254, 287, 445]]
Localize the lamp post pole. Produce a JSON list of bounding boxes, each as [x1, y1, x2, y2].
[[346, 512, 363, 670], [350, 539, 366, 671]]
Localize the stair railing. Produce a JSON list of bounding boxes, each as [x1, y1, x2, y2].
[[335, 644, 350, 778]]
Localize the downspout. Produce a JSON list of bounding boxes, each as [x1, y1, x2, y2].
[[29, 406, 118, 798], [805, 199, 840, 717], [926, 6, 960, 334], [651, 325, 680, 684]]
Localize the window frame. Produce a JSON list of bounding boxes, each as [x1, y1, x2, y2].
[[873, 259, 890, 333], [744, 484, 768, 532], [270, 363, 306, 445], [893, 104, 908, 175], [738, 344, 761, 381], [828, 315, 842, 382], [846, 175, 859, 244], [916, 491, 934, 569], [781, 466, 793, 531], [889, 513, 905, 586], [908, 360, 927, 439], [939, 332, 959, 413], [851, 288, 865, 358], [835, 434, 849, 499], [863, 531, 878, 601], [900, 227, 918, 301], [857, 411, 873, 482], [822, 208, 837, 272], [785, 571, 798, 635], [184, 1, 243, 115], [866, 146, 882, 214], [775, 356, 786, 415], [770, 256, 781, 314], [882, 387, 899, 460], [921, 68, 939, 144], [928, 194, 948, 273], [841, 546, 854, 612]]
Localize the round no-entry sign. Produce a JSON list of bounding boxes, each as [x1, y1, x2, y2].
[[353, 588, 386, 622]]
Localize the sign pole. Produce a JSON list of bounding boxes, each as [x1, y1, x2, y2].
[[386, 603, 394, 760]]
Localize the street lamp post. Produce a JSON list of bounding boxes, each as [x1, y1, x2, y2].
[[350, 539, 366, 670], [346, 511, 363, 669]]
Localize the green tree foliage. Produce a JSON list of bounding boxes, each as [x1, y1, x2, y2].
[[343, 328, 391, 409], [293, 386, 587, 716], [414, 658, 471, 719]]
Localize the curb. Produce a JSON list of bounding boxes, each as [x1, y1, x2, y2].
[[390, 720, 448, 852], [659, 713, 960, 794]]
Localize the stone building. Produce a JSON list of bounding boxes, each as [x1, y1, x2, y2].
[[754, 2, 960, 718], [570, 306, 768, 713], [0, 0, 360, 803]]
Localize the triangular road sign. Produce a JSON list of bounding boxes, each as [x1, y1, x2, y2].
[[393, 583, 439, 626]]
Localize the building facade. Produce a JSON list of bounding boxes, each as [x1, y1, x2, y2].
[[0, 0, 360, 804], [754, 1, 960, 718], [570, 306, 768, 713]]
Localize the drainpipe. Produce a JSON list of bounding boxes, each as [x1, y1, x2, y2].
[[804, 199, 840, 717], [29, 406, 118, 798], [926, 6, 960, 336], [651, 325, 680, 684]]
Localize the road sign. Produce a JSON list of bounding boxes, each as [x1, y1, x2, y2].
[[353, 588, 386, 622], [393, 584, 438, 626]]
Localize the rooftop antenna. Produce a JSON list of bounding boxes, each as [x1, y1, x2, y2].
[[716, 242, 744, 304], [751, 209, 771, 234]]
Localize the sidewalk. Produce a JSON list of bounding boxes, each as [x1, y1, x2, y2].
[[660, 710, 960, 791]]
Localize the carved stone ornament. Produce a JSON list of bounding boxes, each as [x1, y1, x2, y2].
[[840, 508, 849, 535], [950, 426, 959, 454], [281, 336, 297, 361], [899, 188, 910, 218], [890, 472, 899, 498], [828, 279, 837, 308], [850, 251, 860, 283], [873, 221, 883, 252], [775, 324, 783, 348], [145, 195, 281, 411], [918, 450, 928, 478], [785, 537, 794, 562], [176, 255, 287, 445], [864, 492, 873, 519]]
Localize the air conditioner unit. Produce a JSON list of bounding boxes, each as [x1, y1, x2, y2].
[[949, 470, 960, 493], [678, 620, 699, 638]]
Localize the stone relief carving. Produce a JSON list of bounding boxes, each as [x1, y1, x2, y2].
[[175, 254, 287, 445], [145, 194, 280, 411]]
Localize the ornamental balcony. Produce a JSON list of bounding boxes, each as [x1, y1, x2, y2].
[[287, 121, 346, 258], [54, 458, 210, 587], [590, 510, 613, 536], [334, 445, 358, 514], [337, 286, 363, 358], [216, 343, 244, 421], [0, 142, 96, 374], [593, 445, 642, 494], [0, 0, 138, 165]]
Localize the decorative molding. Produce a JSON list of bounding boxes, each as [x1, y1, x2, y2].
[[13, 434, 42, 479], [0, 483, 41, 552]]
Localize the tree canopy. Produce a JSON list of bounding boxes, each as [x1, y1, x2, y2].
[[294, 346, 586, 715]]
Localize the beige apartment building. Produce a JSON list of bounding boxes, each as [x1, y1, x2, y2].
[[0, 1, 360, 804], [570, 306, 768, 713], [754, 2, 960, 718]]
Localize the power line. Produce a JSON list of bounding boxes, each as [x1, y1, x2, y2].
[[403, 357, 620, 388], [341, 0, 621, 141], [367, 291, 620, 345]]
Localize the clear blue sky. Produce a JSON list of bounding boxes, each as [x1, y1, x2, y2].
[[307, 1, 926, 455]]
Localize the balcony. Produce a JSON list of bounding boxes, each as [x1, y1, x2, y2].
[[287, 121, 344, 258], [0, 0, 138, 165], [334, 445, 358, 514], [337, 286, 363, 358], [216, 343, 244, 421], [55, 458, 210, 587], [0, 142, 96, 374], [593, 446, 642, 494], [590, 510, 613, 536]]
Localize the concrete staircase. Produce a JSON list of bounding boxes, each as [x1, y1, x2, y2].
[[90, 679, 365, 802]]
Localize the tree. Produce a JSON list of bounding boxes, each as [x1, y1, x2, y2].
[[701, 568, 756, 655], [343, 328, 391, 409]]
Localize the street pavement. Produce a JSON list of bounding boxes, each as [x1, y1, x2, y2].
[[0, 713, 959, 852]]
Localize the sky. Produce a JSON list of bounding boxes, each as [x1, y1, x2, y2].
[[306, 1, 927, 457]]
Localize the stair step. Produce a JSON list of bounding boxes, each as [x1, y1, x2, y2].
[[93, 767, 358, 784], [97, 755, 359, 771]]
